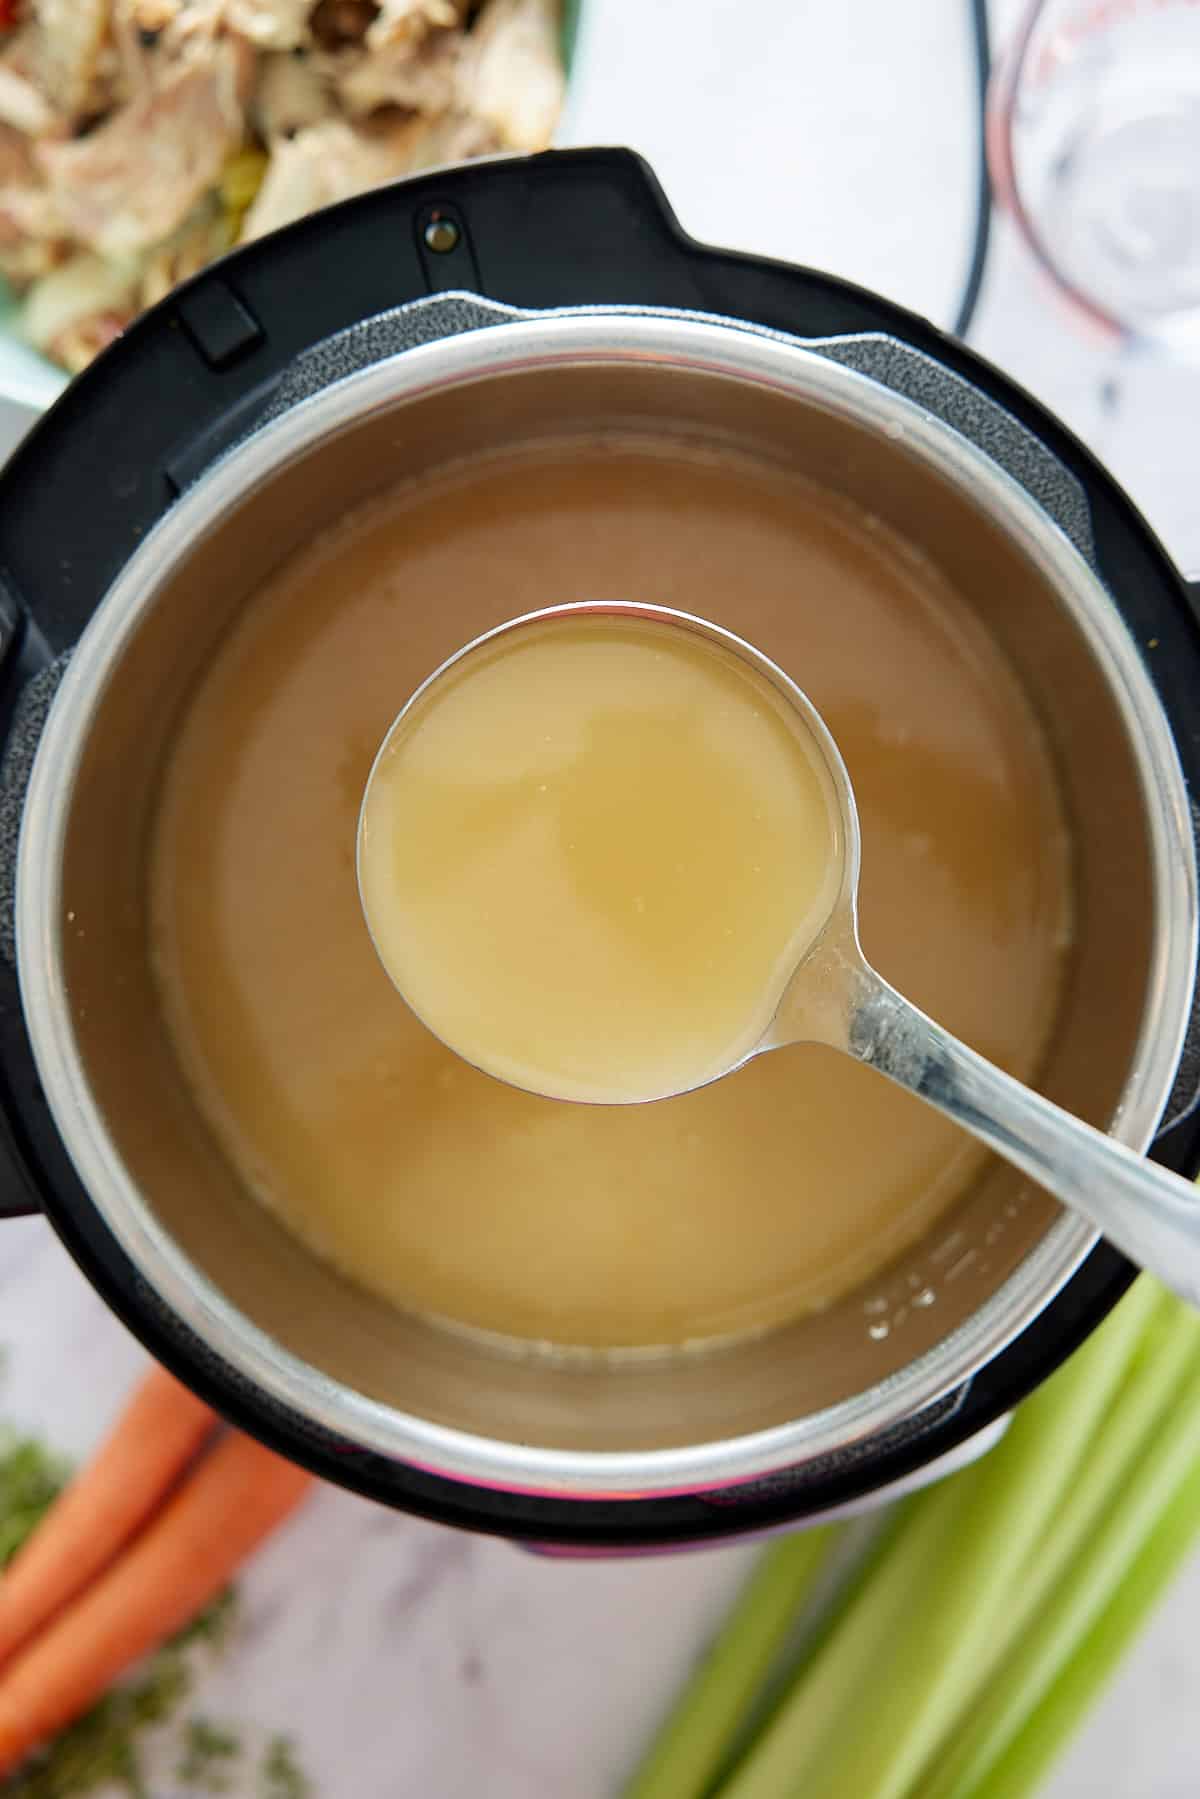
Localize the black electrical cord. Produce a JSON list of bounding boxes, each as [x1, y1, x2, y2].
[[952, 0, 993, 339]]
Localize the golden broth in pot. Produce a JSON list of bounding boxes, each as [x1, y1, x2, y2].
[[148, 438, 1072, 1351]]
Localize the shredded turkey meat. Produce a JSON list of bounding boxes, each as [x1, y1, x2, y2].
[[0, 0, 564, 371]]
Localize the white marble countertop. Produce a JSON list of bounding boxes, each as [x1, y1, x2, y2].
[[4, 2, 1200, 1794]]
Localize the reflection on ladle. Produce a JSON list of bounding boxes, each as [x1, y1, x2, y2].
[[359, 602, 1200, 1312]]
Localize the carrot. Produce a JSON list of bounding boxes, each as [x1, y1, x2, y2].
[[0, 1432, 312, 1772], [0, 1364, 216, 1666]]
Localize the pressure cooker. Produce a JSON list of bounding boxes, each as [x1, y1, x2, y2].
[[2, 148, 1199, 1550]]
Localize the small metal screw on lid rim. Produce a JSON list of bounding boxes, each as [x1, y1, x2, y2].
[[423, 217, 460, 254]]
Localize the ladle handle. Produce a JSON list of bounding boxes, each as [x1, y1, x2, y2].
[[848, 966, 1200, 1310]]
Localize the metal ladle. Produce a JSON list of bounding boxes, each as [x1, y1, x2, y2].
[[360, 603, 1200, 1311]]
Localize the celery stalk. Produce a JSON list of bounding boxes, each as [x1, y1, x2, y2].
[[621, 1525, 841, 1799], [720, 1275, 1159, 1799], [717, 1481, 970, 1799], [925, 1296, 1200, 1798], [969, 1447, 1200, 1799]]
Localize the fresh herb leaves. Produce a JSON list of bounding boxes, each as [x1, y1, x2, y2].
[[0, 1423, 311, 1796]]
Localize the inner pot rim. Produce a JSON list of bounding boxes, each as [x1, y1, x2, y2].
[[16, 310, 1197, 1496]]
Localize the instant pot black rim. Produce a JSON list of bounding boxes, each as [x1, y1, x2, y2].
[[0, 148, 1197, 1546]]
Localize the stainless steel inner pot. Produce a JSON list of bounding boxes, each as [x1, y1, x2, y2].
[[16, 309, 1197, 1499]]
